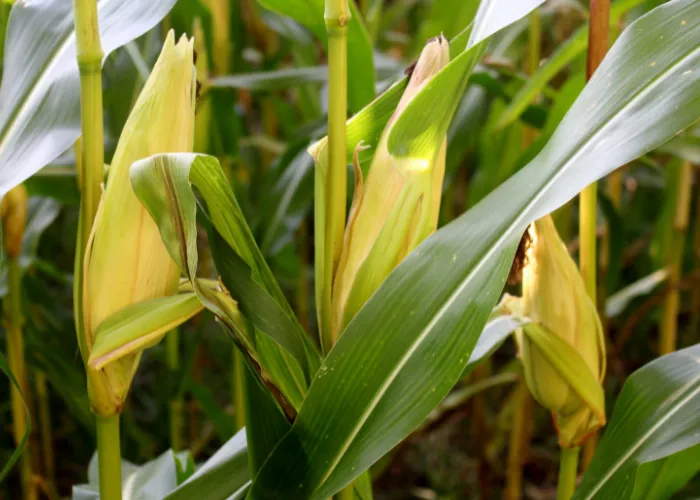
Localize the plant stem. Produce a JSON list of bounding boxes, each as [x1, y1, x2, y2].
[[96, 415, 121, 500], [505, 377, 534, 500], [580, 0, 610, 469], [321, 0, 350, 352], [35, 373, 56, 493], [73, 0, 105, 251], [660, 161, 693, 354], [4, 258, 36, 500], [325, 2, 353, 498], [557, 447, 580, 500], [233, 349, 246, 431], [166, 328, 184, 451]]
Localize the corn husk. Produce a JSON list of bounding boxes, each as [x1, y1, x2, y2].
[[519, 215, 606, 447], [330, 36, 450, 337], [82, 31, 196, 416]]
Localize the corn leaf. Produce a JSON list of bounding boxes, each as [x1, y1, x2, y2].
[[248, 1, 700, 497], [255, 0, 373, 111], [630, 444, 700, 500], [130, 153, 321, 410], [574, 345, 700, 499], [0, 0, 176, 197]]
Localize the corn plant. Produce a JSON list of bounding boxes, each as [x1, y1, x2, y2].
[[0, 0, 699, 499]]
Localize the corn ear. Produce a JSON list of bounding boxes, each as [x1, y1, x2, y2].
[[518, 215, 606, 448], [330, 36, 450, 338], [82, 31, 196, 416]]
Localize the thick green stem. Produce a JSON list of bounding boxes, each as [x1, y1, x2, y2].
[[325, 3, 354, 498], [73, 0, 104, 249], [321, 0, 350, 353], [5, 258, 36, 500], [660, 161, 692, 354], [166, 329, 184, 451], [96, 415, 121, 500], [233, 349, 246, 431], [557, 447, 580, 500]]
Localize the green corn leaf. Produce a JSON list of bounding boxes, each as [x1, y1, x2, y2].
[[496, 0, 646, 130], [630, 444, 700, 500], [131, 153, 321, 410], [248, 1, 700, 497], [88, 293, 203, 370], [574, 345, 700, 499], [255, 0, 374, 111], [0, 0, 176, 197]]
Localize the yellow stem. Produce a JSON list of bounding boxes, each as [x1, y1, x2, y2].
[[659, 161, 693, 354]]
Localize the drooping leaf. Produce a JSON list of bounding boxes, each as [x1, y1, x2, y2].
[[248, 1, 700, 497], [131, 153, 321, 410], [574, 345, 700, 499], [0, 0, 176, 196]]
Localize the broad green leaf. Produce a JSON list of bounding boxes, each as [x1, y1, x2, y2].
[[630, 444, 700, 500], [496, 0, 645, 129], [0, 0, 176, 196], [0, 350, 29, 483], [249, 1, 700, 497], [242, 360, 291, 475], [88, 293, 203, 370], [255, 0, 374, 111], [165, 430, 250, 500], [574, 345, 700, 499], [131, 153, 320, 410]]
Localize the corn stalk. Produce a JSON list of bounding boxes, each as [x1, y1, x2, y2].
[[71, 0, 121, 498], [659, 161, 693, 354], [577, 0, 610, 476]]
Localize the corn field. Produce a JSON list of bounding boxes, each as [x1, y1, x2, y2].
[[0, 0, 698, 498]]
